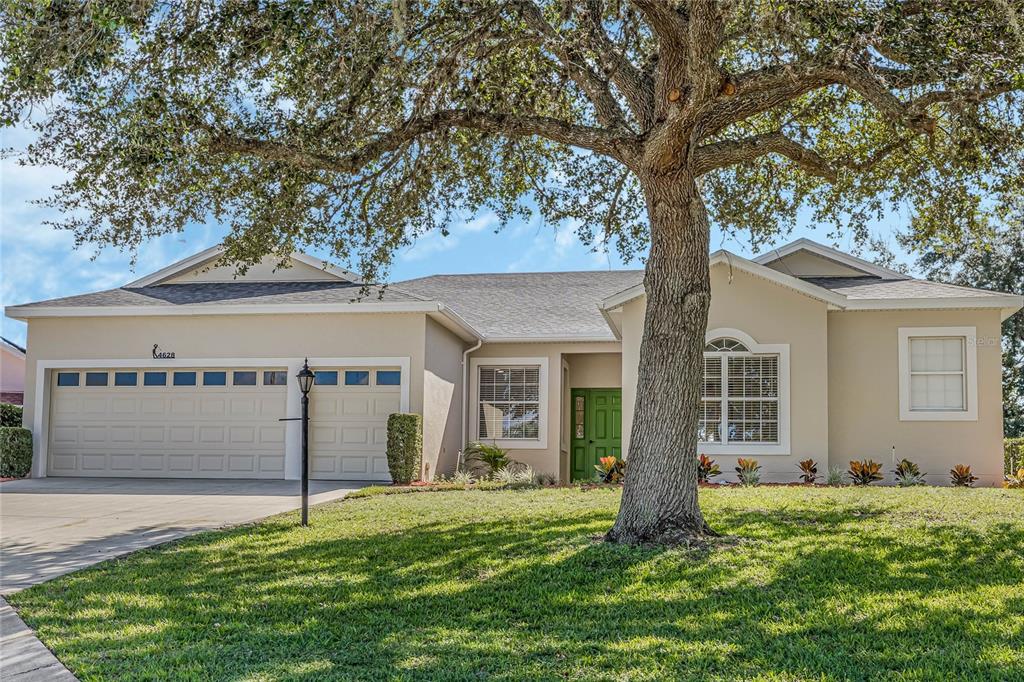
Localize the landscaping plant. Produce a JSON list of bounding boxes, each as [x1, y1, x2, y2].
[[594, 456, 626, 484], [0, 403, 22, 427], [493, 465, 537, 490], [463, 442, 510, 477], [797, 459, 818, 484], [847, 460, 884, 486], [892, 459, 927, 487], [0, 427, 32, 478], [385, 413, 422, 485], [826, 466, 846, 486], [1004, 469, 1024, 489], [735, 458, 761, 487], [697, 454, 721, 483], [950, 464, 979, 488]]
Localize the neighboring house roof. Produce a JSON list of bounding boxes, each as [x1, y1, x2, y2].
[[1, 336, 26, 356], [395, 270, 644, 342]]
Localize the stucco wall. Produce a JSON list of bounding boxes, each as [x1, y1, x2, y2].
[[763, 251, 866, 278], [827, 309, 1005, 486], [468, 342, 620, 481], [22, 312, 429, 476], [423, 317, 465, 480], [566, 353, 621, 389], [620, 264, 830, 481], [1, 346, 26, 393], [166, 255, 339, 283]]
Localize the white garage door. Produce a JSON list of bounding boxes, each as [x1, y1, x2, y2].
[[47, 368, 288, 478], [309, 367, 401, 481]]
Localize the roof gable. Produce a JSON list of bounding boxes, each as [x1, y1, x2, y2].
[[127, 246, 359, 287], [752, 238, 910, 280]]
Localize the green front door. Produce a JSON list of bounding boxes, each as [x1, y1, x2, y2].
[[570, 388, 623, 481]]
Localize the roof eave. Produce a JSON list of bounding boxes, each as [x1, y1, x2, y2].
[[4, 300, 448, 320], [752, 237, 912, 280]]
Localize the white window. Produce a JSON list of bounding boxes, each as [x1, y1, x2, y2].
[[699, 330, 790, 455], [899, 327, 978, 421], [470, 357, 549, 449]]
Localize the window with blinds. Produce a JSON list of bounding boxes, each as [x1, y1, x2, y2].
[[478, 366, 541, 440], [909, 337, 966, 411], [700, 340, 780, 445]]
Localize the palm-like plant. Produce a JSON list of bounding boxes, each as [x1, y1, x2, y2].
[[892, 459, 927, 487], [462, 442, 509, 476]]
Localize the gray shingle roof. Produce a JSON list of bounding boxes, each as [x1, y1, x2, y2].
[[13, 281, 422, 308], [395, 270, 645, 340], [801, 277, 1010, 300]]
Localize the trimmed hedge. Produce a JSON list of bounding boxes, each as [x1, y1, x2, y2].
[[0, 402, 23, 427], [1007, 438, 1024, 475], [386, 413, 422, 484], [0, 427, 32, 478]]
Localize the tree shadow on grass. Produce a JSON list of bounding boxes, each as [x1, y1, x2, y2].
[[9, 497, 1024, 681]]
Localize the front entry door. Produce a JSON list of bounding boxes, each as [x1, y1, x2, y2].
[[570, 388, 622, 481]]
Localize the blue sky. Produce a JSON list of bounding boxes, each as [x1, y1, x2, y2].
[[1, 121, 914, 347]]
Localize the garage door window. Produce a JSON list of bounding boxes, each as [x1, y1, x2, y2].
[[315, 371, 338, 385], [143, 371, 166, 386], [203, 371, 227, 386], [57, 372, 79, 386], [264, 371, 288, 386], [233, 371, 257, 386], [376, 370, 401, 386], [85, 372, 109, 387], [173, 371, 197, 386], [345, 371, 369, 386], [114, 371, 137, 386]]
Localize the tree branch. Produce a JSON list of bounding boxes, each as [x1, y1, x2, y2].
[[205, 109, 632, 172], [692, 131, 838, 181], [512, 0, 630, 131], [580, 0, 655, 126]]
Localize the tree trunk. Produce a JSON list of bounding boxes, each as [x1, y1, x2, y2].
[[606, 168, 715, 546]]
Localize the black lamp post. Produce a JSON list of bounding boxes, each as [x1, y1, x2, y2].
[[296, 359, 315, 526]]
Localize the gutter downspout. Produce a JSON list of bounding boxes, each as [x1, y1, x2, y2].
[[459, 337, 483, 471]]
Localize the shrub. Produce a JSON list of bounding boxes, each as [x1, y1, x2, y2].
[[1004, 469, 1024, 489], [386, 413, 422, 484], [1006, 438, 1024, 476], [534, 471, 559, 486], [0, 427, 32, 478], [950, 464, 978, 487], [735, 458, 760, 486], [892, 459, 927, 487], [697, 454, 721, 483], [463, 442, 510, 476], [594, 455, 626, 484], [826, 465, 846, 486], [493, 464, 536, 489], [447, 470, 475, 485], [797, 459, 818, 484], [0, 403, 22, 427], [848, 459, 883, 486]]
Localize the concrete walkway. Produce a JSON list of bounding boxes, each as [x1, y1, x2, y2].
[[0, 477, 364, 680]]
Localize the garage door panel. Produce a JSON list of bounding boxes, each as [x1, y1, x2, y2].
[[48, 368, 287, 479], [309, 366, 400, 481]]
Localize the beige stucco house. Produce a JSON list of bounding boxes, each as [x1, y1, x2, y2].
[[6, 239, 1021, 486]]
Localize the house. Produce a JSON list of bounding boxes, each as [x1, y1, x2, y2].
[[1, 336, 27, 406], [5, 239, 1021, 486]]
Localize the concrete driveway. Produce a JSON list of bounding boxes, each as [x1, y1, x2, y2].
[[0, 477, 363, 594]]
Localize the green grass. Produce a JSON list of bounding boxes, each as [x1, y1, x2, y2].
[[9, 487, 1024, 681]]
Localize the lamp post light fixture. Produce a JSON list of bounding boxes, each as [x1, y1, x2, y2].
[[296, 359, 315, 526]]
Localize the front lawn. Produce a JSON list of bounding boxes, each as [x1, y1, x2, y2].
[[9, 487, 1024, 681]]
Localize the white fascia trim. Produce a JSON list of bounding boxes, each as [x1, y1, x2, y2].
[[1, 338, 26, 358], [433, 304, 484, 342], [289, 252, 361, 283], [126, 245, 226, 287], [468, 356, 549, 450], [31, 355, 411, 480], [897, 327, 978, 422], [752, 237, 911, 280], [5, 301, 448, 320], [481, 335, 619, 344], [601, 283, 646, 311], [842, 295, 1024, 318], [698, 335, 792, 456]]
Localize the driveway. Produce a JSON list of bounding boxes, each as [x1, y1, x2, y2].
[[0, 477, 363, 594]]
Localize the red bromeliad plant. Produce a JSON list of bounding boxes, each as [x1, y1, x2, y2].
[[797, 459, 818, 484], [848, 460, 883, 486], [950, 464, 978, 487]]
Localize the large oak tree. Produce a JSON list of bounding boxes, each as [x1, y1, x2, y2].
[[3, 0, 1022, 544]]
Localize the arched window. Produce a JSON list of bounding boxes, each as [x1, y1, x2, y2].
[[700, 335, 780, 445]]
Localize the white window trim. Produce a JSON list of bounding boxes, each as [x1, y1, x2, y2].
[[699, 328, 791, 456], [469, 356, 549, 450], [898, 327, 978, 421]]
